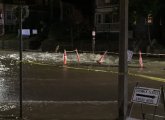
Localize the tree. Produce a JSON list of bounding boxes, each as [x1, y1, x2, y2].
[[13, 5, 29, 23], [129, 0, 162, 52]]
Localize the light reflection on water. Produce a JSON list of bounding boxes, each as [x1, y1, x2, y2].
[[0, 51, 164, 101], [0, 51, 164, 102], [0, 51, 117, 103], [0, 58, 18, 102], [0, 78, 7, 102], [0, 104, 16, 111], [0, 57, 18, 114], [0, 60, 8, 102], [0, 50, 120, 103], [0, 51, 164, 117]]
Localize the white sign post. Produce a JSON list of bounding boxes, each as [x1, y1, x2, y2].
[[92, 30, 96, 53], [131, 87, 161, 106]]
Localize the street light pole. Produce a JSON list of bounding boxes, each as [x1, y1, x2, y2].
[[118, 0, 128, 119], [19, 0, 23, 119]]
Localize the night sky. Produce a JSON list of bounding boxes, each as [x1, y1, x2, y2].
[[62, 0, 94, 16]]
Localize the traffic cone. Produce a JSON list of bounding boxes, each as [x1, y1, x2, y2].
[[97, 51, 107, 64], [75, 49, 80, 63], [63, 50, 67, 65], [139, 50, 143, 68]]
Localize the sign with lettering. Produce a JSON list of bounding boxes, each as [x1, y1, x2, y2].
[[22, 29, 30, 36], [131, 87, 161, 106]]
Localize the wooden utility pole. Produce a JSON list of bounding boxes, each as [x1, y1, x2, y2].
[[118, 0, 128, 119]]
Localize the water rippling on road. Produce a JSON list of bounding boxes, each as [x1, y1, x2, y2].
[[0, 50, 164, 118]]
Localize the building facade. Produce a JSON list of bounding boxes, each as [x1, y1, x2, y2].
[[0, 3, 24, 34], [0, 3, 4, 35], [0, 0, 77, 34], [94, 0, 119, 32]]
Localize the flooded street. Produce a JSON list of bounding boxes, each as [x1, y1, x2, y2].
[[0, 50, 164, 120]]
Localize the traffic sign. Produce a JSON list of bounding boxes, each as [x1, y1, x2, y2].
[[131, 87, 161, 106], [22, 29, 30, 36]]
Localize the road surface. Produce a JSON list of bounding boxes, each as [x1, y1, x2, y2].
[[0, 52, 164, 120]]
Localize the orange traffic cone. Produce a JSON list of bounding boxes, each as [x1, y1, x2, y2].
[[139, 50, 143, 68], [63, 50, 67, 65], [75, 49, 80, 63], [97, 51, 107, 64]]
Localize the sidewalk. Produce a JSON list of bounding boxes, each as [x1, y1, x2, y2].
[[0, 101, 164, 120], [23, 101, 117, 120], [0, 101, 118, 120]]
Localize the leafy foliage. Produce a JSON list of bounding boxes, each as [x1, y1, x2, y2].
[[129, 0, 160, 24], [13, 6, 29, 23]]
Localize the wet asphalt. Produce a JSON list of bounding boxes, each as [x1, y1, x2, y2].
[[0, 57, 165, 120]]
